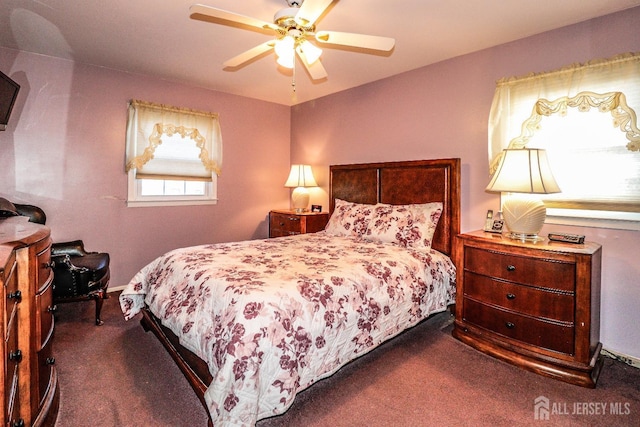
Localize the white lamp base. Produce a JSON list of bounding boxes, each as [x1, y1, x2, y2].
[[291, 187, 310, 213], [502, 194, 547, 242]]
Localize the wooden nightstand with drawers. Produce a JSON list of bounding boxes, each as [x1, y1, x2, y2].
[[269, 210, 329, 238], [452, 230, 603, 388]]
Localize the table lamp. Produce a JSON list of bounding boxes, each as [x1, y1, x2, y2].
[[486, 148, 561, 241], [285, 164, 318, 212]]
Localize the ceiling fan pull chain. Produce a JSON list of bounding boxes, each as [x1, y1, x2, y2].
[[292, 61, 297, 93]]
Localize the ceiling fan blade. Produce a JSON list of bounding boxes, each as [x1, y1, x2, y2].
[[296, 46, 328, 80], [223, 41, 275, 68], [295, 0, 334, 26], [315, 30, 395, 51], [190, 4, 278, 32]]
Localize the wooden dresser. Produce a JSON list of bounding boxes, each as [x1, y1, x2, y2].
[[453, 230, 602, 388], [0, 217, 59, 426], [269, 210, 329, 238]]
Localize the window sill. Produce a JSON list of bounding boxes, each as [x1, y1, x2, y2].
[[547, 208, 640, 231], [127, 199, 218, 208]]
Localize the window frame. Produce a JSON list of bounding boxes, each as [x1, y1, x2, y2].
[[126, 171, 218, 207], [125, 99, 222, 208]]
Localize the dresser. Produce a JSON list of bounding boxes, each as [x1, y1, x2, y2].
[[269, 210, 329, 238], [453, 230, 602, 388], [0, 217, 59, 426]]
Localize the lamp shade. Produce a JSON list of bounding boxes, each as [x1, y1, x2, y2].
[[275, 36, 295, 69], [486, 148, 560, 241], [285, 164, 317, 212], [486, 148, 560, 194], [285, 164, 318, 188], [297, 40, 322, 65]]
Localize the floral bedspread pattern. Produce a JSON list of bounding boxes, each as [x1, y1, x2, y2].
[[119, 232, 456, 426]]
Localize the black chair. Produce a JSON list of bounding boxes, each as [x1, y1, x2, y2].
[[5, 199, 110, 325]]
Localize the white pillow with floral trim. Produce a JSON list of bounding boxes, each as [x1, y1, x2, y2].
[[365, 202, 443, 249], [325, 199, 375, 237]]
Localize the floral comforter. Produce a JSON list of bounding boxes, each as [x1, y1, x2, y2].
[[119, 231, 456, 426]]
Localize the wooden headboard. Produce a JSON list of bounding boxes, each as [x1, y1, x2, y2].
[[329, 158, 461, 256]]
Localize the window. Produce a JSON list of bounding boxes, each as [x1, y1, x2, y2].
[[488, 53, 640, 229], [125, 100, 223, 207]]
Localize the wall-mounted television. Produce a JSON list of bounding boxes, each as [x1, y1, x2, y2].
[[0, 70, 20, 131]]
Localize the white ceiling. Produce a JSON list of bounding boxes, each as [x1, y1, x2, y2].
[[1, 0, 639, 106]]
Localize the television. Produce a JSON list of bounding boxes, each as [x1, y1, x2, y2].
[[0, 70, 20, 131]]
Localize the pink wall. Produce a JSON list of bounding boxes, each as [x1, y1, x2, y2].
[[1, 7, 638, 361], [291, 7, 640, 360], [0, 47, 292, 290]]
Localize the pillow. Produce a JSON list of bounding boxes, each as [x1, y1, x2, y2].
[[324, 199, 375, 237], [365, 202, 443, 250], [0, 198, 19, 218]]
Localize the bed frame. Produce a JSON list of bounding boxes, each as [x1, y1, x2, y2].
[[139, 158, 461, 425]]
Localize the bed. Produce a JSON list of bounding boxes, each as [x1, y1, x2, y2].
[[119, 158, 460, 426]]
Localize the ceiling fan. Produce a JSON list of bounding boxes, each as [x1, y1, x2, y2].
[[189, 0, 396, 81]]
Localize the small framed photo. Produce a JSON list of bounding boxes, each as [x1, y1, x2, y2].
[[490, 219, 504, 233], [311, 204, 322, 213]]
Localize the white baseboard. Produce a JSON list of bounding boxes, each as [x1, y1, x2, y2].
[[108, 285, 126, 293], [602, 347, 640, 369]]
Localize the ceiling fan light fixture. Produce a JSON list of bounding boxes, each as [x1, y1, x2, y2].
[[274, 35, 295, 57], [298, 40, 322, 64], [276, 51, 295, 69], [275, 35, 295, 68]]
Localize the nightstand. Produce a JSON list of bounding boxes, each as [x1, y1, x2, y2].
[[452, 230, 603, 388], [269, 210, 329, 238]]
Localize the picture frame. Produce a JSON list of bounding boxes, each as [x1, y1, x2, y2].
[[489, 219, 504, 233], [311, 204, 322, 213]]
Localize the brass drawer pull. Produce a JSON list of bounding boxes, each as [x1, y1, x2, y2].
[[46, 357, 56, 366], [506, 293, 516, 300], [47, 305, 58, 313], [8, 290, 22, 302], [505, 322, 515, 329], [9, 349, 22, 362], [11, 419, 25, 427], [506, 265, 516, 271]]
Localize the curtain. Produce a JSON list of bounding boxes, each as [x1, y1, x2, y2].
[[488, 52, 640, 174], [125, 100, 223, 180]]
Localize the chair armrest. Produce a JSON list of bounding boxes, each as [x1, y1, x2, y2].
[[13, 203, 47, 225], [51, 253, 89, 273], [52, 240, 89, 257]]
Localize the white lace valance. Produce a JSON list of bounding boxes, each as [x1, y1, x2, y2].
[[488, 52, 640, 174], [125, 100, 223, 180]]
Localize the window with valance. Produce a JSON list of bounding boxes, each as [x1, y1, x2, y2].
[[125, 100, 223, 206], [488, 52, 640, 228]]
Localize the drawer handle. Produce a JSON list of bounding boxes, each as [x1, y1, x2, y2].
[[506, 293, 516, 300], [11, 419, 25, 427], [46, 357, 56, 366], [505, 322, 515, 329], [279, 222, 285, 226], [288, 217, 300, 221], [48, 305, 58, 313], [506, 265, 516, 271], [8, 290, 22, 302], [43, 260, 55, 269], [8, 350, 22, 362]]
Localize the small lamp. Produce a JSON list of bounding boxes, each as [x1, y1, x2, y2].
[[486, 148, 561, 242], [285, 164, 318, 212]]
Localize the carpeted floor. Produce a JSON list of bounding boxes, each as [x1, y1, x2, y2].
[[53, 292, 639, 426]]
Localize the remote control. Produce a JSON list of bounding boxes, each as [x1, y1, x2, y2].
[[548, 233, 585, 244]]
